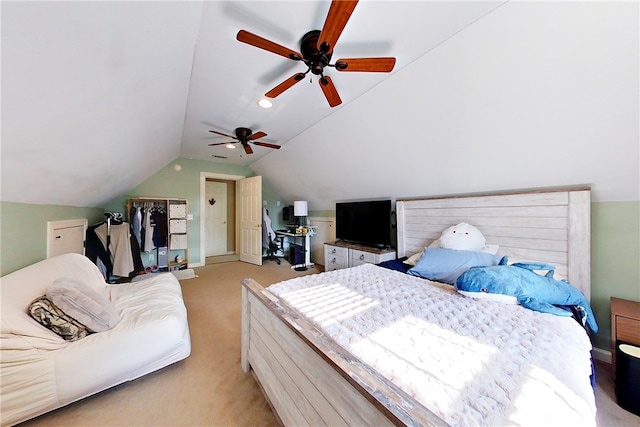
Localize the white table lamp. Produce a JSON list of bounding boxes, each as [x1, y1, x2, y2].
[[294, 201, 308, 226]]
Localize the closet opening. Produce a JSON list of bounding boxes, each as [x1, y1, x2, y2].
[[204, 178, 237, 264]]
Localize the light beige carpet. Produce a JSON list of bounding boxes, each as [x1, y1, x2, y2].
[[16, 260, 639, 426]]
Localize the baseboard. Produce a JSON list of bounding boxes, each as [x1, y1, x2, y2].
[[593, 347, 612, 364]]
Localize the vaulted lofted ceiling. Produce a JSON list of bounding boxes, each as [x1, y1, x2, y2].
[[2, 1, 637, 211], [1, 1, 505, 207]]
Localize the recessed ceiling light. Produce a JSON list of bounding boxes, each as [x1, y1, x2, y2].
[[226, 144, 236, 149], [258, 98, 273, 109]]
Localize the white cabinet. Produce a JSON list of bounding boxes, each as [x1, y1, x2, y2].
[[324, 241, 396, 271]]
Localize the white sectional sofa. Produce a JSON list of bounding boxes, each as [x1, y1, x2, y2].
[[0, 253, 191, 426]]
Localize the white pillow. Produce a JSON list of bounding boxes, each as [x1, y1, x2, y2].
[[403, 251, 423, 266], [430, 239, 499, 255], [439, 223, 487, 252]]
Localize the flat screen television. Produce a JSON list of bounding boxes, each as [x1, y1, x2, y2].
[[335, 199, 392, 248]]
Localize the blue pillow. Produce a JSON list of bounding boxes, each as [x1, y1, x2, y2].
[[407, 247, 503, 284]]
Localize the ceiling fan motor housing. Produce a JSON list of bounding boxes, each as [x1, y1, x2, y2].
[[234, 127, 252, 141], [300, 30, 332, 75]]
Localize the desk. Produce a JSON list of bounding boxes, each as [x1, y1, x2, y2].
[[275, 230, 314, 270]]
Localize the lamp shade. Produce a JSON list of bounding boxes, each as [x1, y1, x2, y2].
[[293, 201, 308, 216]]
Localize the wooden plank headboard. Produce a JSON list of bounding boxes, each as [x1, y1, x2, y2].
[[396, 186, 591, 300]]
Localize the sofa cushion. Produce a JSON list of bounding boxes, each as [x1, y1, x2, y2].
[[46, 277, 120, 333], [28, 296, 91, 341]]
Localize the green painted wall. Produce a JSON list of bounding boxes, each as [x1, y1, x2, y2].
[[590, 201, 640, 350], [1, 181, 638, 354], [0, 203, 104, 275], [103, 158, 256, 266]]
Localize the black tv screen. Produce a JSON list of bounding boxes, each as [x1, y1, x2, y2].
[[335, 200, 392, 248]]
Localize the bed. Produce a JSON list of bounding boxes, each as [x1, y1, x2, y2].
[[241, 186, 594, 426]]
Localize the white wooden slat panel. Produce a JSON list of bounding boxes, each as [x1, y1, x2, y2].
[[403, 215, 568, 230], [252, 318, 346, 427], [249, 293, 394, 427], [248, 344, 306, 426], [567, 190, 591, 299], [479, 226, 567, 241], [401, 205, 569, 219], [250, 324, 330, 427], [399, 191, 569, 209], [396, 187, 590, 298]]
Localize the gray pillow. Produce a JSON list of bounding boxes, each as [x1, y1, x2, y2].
[[46, 277, 120, 333]]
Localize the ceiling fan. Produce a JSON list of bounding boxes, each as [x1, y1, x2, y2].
[[236, 0, 396, 107], [208, 127, 280, 155]]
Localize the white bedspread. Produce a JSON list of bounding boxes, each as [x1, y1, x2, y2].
[[268, 264, 596, 427]]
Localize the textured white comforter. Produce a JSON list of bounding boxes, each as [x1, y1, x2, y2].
[[268, 264, 596, 427]]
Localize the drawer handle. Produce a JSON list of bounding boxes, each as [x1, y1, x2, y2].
[[359, 254, 365, 260], [331, 249, 336, 254], [332, 257, 336, 262]]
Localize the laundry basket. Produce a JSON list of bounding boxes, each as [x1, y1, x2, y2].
[[615, 343, 640, 416]]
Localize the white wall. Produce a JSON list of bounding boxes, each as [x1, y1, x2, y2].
[[251, 1, 639, 209]]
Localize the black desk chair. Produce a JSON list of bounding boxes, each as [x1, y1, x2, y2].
[[262, 208, 282, 264]]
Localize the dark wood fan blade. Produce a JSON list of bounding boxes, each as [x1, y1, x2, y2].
[[248, 131, 267, 140], [208, 141, 235, 146], [209, 130, 236, 138], [242, 143, 253, 155], [265, 73, 306, 98], [237, 30, 303, 61], [319, 76, 342, 107], [335, 57, 396, 72], [318, 0, 358, 54], [253, 141, 281, 150]]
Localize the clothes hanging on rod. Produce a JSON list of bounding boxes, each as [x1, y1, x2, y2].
[[94, 222, 134, 278], [86, 213, 142, 280], [130, 206, 142, 247]]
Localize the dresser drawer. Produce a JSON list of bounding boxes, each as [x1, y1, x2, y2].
[[617, 316, 640, 345], [350, 249, 376, 266], [325, 244, 348, 258], [325, 260, 347, 271]]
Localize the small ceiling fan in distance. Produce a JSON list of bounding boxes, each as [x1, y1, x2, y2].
[[208, 127, 280, 155], [236, 0, 396, 107]]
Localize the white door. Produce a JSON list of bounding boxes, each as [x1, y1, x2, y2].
[[205, 181, 228, 257], [239, 175, 262, 265], [47, 219, 88, 258]]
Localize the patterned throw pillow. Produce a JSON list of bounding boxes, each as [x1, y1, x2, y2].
[[28, 296, 91, 341]]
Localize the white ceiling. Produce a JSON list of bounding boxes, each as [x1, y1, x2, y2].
[[1, 0, 504, 207], [2, 1, 637, 210], [180, 1, 504, 165]]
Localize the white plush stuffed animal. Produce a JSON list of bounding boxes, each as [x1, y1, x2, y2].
[[439, 222, 486, 251]]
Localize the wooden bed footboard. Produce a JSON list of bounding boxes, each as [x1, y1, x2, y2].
[[241, 278, 448, 427]]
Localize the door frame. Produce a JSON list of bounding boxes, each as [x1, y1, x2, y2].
[[198, 172, 246, 267]]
